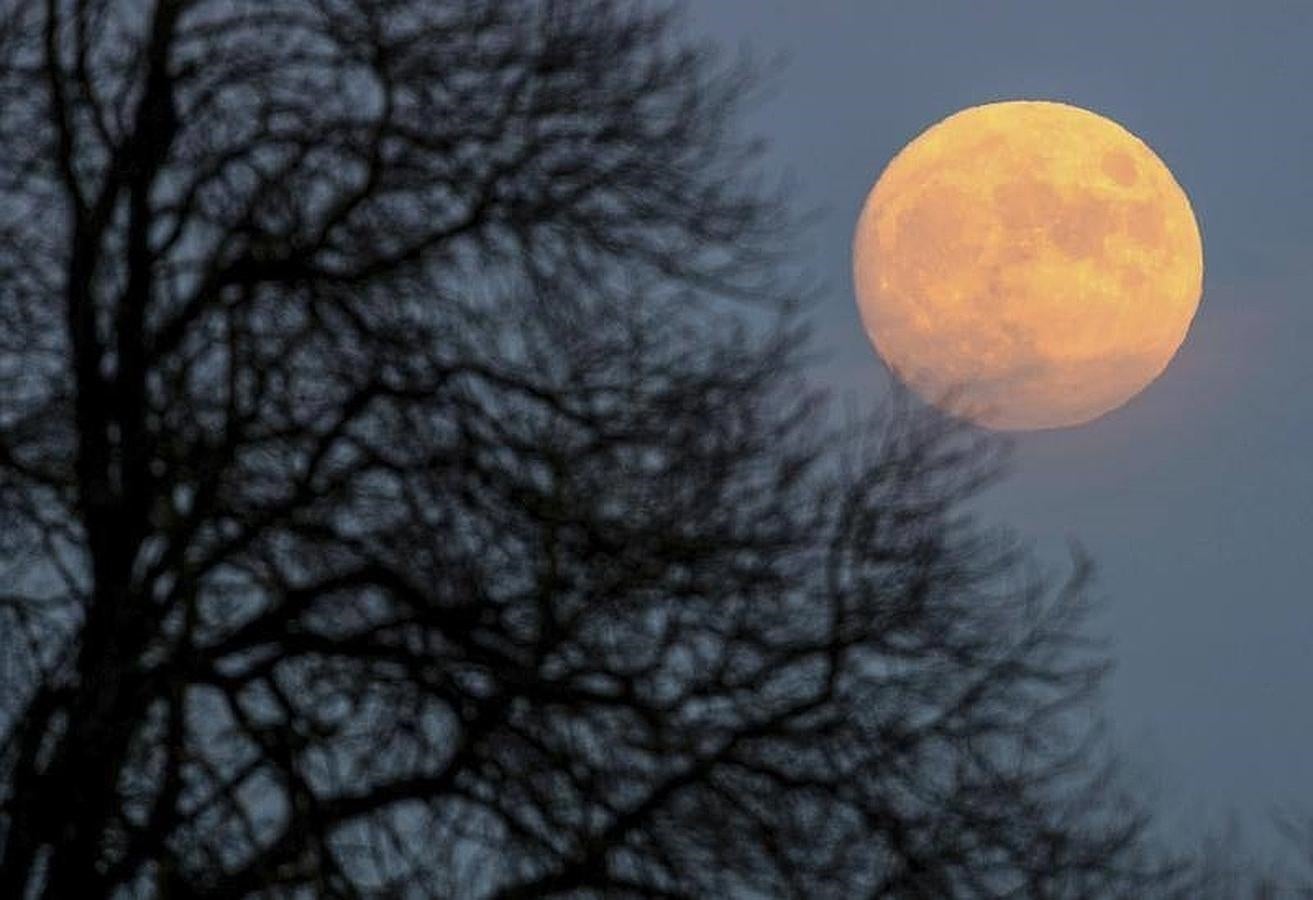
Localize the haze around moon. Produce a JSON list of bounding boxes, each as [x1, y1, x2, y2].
[[853, 100, 1204, 431]]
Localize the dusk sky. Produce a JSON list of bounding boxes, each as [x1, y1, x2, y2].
[[21, 2, 1313, 891], [693, 1, 1313, 838]]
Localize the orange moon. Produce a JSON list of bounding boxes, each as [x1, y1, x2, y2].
[[853, 100, 1204, 430]]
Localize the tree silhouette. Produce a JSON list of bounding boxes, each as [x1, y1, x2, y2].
[[1, 1, 1181, 896], [1173, 815, 1313, 900]]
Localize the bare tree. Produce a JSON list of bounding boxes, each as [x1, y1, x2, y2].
[[1171, 814, 1313, 900], [1, 1, 1178, 896]]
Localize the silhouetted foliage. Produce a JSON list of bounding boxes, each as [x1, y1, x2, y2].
[[0, 1, 1199, 897]]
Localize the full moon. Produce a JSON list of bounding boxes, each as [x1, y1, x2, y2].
[[853, 100, 1204, 430]]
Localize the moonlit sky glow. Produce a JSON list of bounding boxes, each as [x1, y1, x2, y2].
[[692, 1, 1313, 836]]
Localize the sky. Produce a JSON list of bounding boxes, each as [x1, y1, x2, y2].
[[690, 1, 1313, 843]]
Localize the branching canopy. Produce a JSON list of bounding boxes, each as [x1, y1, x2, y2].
[[1, 2, 1181, 897]]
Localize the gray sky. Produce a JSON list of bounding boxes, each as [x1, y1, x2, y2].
[[690, 1, 1313, 839]]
